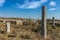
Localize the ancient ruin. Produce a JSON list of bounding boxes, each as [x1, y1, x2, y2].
[[52, 17, 55, 28], [0, 6, 60, 40], [41, 6, 47, 40]]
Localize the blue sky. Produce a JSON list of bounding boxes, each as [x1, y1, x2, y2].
[[0, 0, 60, 19]]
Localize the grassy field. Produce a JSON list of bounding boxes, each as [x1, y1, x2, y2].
[[0, 20, 60, 40]]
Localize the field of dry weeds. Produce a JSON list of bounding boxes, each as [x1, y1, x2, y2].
[[0, 21, 60, 40]]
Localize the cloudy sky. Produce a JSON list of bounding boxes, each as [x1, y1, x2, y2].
[[0, 0, 60, 19]]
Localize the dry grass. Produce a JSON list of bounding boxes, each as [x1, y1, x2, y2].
[[0, 22, 60, 40]]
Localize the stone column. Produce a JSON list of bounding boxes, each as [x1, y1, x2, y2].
[[3, 20, 6, 23], [41, 6, 47, 40], [52, 17, 55, 28], [6, 22, 10, 32]]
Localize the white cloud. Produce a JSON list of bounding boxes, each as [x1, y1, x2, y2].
[[25, 1, 41, 8], [0, 0, 5, 7], [15, 0, 48, 9], [49, 8, 56, 11], [49, 1, 56, 6]]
